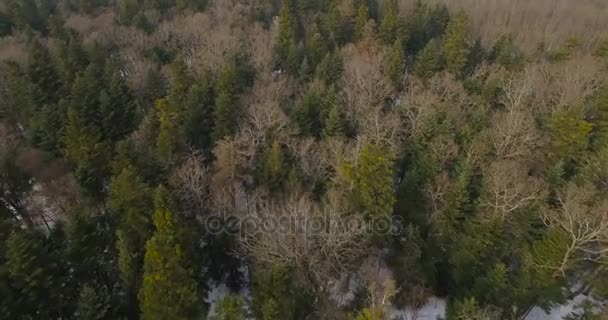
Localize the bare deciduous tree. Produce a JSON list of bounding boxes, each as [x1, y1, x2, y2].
[[539, 183, 608, 276], [239, 192, 370, 288], [480, 160, 545, 222], [170, 150, 209, 216]]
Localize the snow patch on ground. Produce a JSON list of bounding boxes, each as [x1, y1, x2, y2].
[[204, 265, 253, 318], [390, 296, 446, 320], [525, 293, 603, 320]]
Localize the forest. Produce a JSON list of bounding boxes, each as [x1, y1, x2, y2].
[[1, 0, 608, 319]]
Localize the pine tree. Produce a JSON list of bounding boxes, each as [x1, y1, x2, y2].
[[109, 167, 153, 293], [156, 98, 181, 160], [252, 265, 296, 320], [306, 26, 326, 68], [298, 56, 312, 82], [354, 3, 370, 41], [5, 229, 57, 318], [591, 87, 608, 148], [414, 39, 441, 83], [168, 58, 191, 107], [213, 62, 242, 141], [547, 111, 593, 160], [442, 12, 470, 76], [27, 40, 62, 105], [354, 307, 384, 320], [117, 0, 140, 24], [448, 297, 489, 320], [322, 86, 345, 138], [379, 0, 402, 44], [138, 187, 201, 320], [99, 65, 136, 142], [138, 67, 167, 110], [349, 143, 396, 218], [386, 39, 405, 87], [286, 40, 304, 75], [274, 1, 296, 69], [263, 141, 287, 193], [294, 90, 323, 136], [76, 285, 110, 320], [212, 295, 246, 320], [183, 74, 215, 150], [316, 51, 344, 85]]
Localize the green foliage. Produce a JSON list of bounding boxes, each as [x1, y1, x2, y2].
[[379, 0, 403, 45], [548, 37, 581, 62], [99, 65, 136, 142], [385, 39, 405, 86], [293, 89, 323, 136], [448, 297, 489, 320], [212, 295, 246, 320], [274, 1, 296, 69], [591, 87, 608, 148], [405, 1, 450, 54], [414, 39, 441, 82], [262, 141, 288, 193], [77, 284, 111, 320], [183, 74, 215, 150], [252, 265, 296, 320], [353, 307, 384, 320], [442, 12, 470, 76], [354, 4, 370, 41], [5, 229, 57, 318], [322, 92, 345, 138], [213, 60, 246, 141], [316, 51, 344, 85], [547, 111, 593, 159], [110, 167, 153, 293], [138, 187, 201, 320], [488, 35, 524, 69], [3, 0, 47, 32], [350, 143, 396, 218], [155, 98, 181, 160]]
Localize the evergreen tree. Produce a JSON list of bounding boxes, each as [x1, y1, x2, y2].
[[414, 39, 441, 83], [442, 12, 470, 76], [4, 0, 45, 32], [212, 295, 246, 320], [156, 98, 181, 160], [354, 3, 370, 41], [347, 143, 396, 218], [322, 86, 345, 138], [109, 167, 153, 293], [76, 285, 111, 320], [286, 40, 304, 75], [99, 65, 136, 142], [213, 62, 243, 141], [316, 51, 343, 85], [252, 265, 296, 320], [138, 187, 201, 320], [305, 26, 326, 69], [262, 141, 287, 193], [183, 74, 215, 151], [27, 39, 62, 105], [138, 67, 167, 110], [117, 0, 139, 24], [274, 1, 296, 69], [591, 87, 608, 148], [379, 0, 402, 44], [5, 229, 57, 318], [386, 39, 405, 87], [547, 111, 593, 160], [293, 90, 323, 136]]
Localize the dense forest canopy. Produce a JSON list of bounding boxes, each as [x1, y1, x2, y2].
[[1, 0, 608, 319]]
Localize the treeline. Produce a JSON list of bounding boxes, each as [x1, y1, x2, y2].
[[1, 0, 608, 319]]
